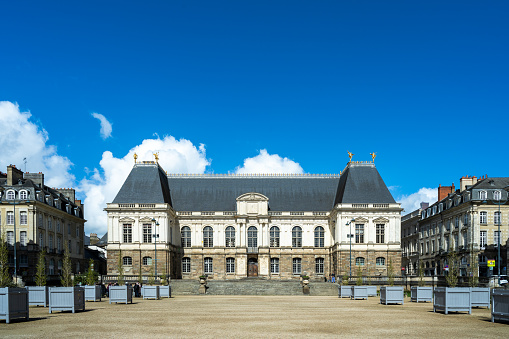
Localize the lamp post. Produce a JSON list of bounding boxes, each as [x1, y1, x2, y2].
[[346, 219, 355, 280], [152, 219, 159, 278]]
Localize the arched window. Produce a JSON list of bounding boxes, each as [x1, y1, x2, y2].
[[355, 257, 365, 266], [182, 257, 191, 273], [19, 190, 28, 200], [181, 226, 191, 247], [226, 257, 235, 274], [143, 256, 152, 266], [376, 257, 385, 266], [314, 226, 324, 247], [315, 257, 324, 274], [270, 226, 280, 247], [493, 190, 502, 201], [204, 257, 213, 274], [225, 226, 235, 247], [6, 190, 15, 200], [203, 226, 213, 247], [248, 226, 258, 248], [123, 256, 132, 266], [292, 258, 302, 275], [292, 226, 302, 247]]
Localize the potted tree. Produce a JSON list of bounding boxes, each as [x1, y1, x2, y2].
[[380, 259, 404, 305], [351, 266, 368, 300], [109, 251, 133, 304], [27, 249, 49, 307], [142, 264, 160, 300], [366, 265, 377, 297], [411, 261, 432, 302], [468, 255, 489, 308], [433, 251, 471, 314], [159, 274, 171, 298], [84, 259, 101, 302], [0, 232, 29, 323], [492, 288, 509, 323], [48, 244, 85, 313], [338, 273, 351, 298]]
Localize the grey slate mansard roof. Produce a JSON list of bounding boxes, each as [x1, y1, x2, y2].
[[112, 162, 396, 211]]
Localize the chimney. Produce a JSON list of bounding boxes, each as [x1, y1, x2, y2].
[[55, 188, 75, 203], [420, 202, 429, 210], [7, 165, 23, 186], [89, 233, 100, 246], [460, 176, 478, 192], [24, 172, 45, 188], [438, 183, 455, 201]]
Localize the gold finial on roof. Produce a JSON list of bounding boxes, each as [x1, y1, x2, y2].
[[134, 153, 138, 163], [153, 152, 159, 163], [347, 151, 354, 162], [370, 152, 377, 162]]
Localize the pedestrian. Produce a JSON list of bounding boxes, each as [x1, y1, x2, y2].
[[331, 273, 336, 283]]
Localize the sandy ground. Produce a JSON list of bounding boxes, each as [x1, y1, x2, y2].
[[1, 295, 507, 338]]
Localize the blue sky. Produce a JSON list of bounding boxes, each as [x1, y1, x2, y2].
[[1, 1, 508, 235]]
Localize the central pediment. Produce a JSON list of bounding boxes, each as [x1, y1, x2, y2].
[[236, 192, 269, 216]]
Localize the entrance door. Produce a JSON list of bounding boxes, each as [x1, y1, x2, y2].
[[248, 258, 258, 277]]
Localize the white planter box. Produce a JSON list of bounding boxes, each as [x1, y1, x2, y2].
[[367, 286, 377, 297], [492, 289, 509, 323], [470, 287, 490, 308], [160, 286, 171, 298], [338, 285, 352, 298], [411, 286, 433, 303], [380, 286, 404, 305], [84, 285, 102, 302], [109, 285, 133, 304], [142, 285, 160, 300], [433, 287, 471, 315], [48, 287, 85, 314], [351, 286, 368, 300], [27, 286, 49, 307], [0, 287, 29, 324]]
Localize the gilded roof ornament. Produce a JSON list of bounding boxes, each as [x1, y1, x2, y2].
[[370, 152, 377, 162], [153, 152, 159, 163], [133, 153, 138, 163], [347, 151, 354, 162]]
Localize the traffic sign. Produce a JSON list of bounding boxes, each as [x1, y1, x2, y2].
[[487, 260, 495, 267]]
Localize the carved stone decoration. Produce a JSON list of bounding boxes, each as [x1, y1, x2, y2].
[[373, 217, 389, 223], [236, 192, 269, 216], [119, 217, 135, 223]]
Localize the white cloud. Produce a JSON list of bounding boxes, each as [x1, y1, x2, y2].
[[234, 149, 304, 174], [397, 187, 437, 214], [79, 136, 210, 235], [0, 101, 75, 188], [91, 112, 112, 140]]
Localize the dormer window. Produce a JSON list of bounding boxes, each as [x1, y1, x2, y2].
[[432, 206, 437, 215], [6, 190, 15, 200], [439, 203, 443, 212], [493, 190, 502, 201], [19, 190, 28, 200], [479, 191, 487, 200]]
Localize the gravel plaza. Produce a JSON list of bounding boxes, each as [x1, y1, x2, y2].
[[1, 295, 508, 338]]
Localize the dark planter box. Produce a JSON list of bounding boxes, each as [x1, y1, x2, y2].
[[160, 286, 171, 298], [433, 287, 471, 315], [470, 287, 490, 308], [367, 286, 377, 297], [84, 285, 102, 302], [48, 287, 85, 314], [142, 285, 160, 300], [338, 285, 352, 298], [27, 286, 49, 307], [0, 287, 29, 324], [380, 286, 404, 305], [492, 289, 509, 323], [411, 286, 433, 303], [109, 285, 133, 304], [351, 286, 368, 300]]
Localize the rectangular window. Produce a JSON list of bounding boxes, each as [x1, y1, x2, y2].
[[20, 211, 27, 225], [48, 219, 52, 230], [123, 224, 132, 243], [49, 235, 53, 249], [20, 231, 27, 246], [226, 258, 235, 274], [480, 230, 487, 248], [204, 258, 213, 274], [7, 231, 14, 245], [182, 258, 191, 273], [376, 224, 385, 243], [292, 258, 302, 275], [68, 240, 72, 253], [143, 224, 152, 243], [480, 212, 487, 224], [76, 227, 79, 237], [431, 240, 435, 253], [68, 223, 71, 235], [455, 217, 459, 228], [454, 234, 458, 250], [270, 258, 279, 274], [494, 231, 500, 246], [355, 224, 364, 243], [39, 232, 44, 247], [57, 237, 62, 252], [494, 211, 501, 225], [315, 258, 324, 275], [7, 211, 14, 225], [20, 255, 28, 267]]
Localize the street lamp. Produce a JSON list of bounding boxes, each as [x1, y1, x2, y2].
[[346, 219, 355, 281], [152, 219, 160, 278]]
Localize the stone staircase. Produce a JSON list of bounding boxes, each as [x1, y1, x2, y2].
[[170, 279, 339, 296]]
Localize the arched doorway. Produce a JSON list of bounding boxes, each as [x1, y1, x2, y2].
[[248, 257, 258, 277]]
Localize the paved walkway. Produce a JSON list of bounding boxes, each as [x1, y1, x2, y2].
[[1, 295, 507, 338]]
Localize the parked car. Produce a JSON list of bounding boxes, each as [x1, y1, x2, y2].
[[499, 275, 508, 286]]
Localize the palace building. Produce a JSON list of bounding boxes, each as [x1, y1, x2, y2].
[[106, 159, 402, 280]]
